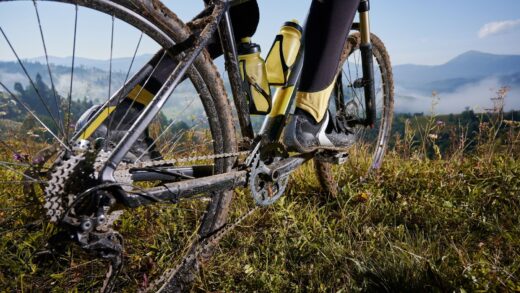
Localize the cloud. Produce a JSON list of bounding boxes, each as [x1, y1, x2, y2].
[[478, 19, 520, 38]]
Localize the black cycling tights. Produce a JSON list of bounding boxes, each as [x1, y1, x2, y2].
[[211, 0, 360, 93], [299, 0, 360, 92]]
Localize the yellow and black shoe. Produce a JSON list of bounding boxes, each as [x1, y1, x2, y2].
[[284, 108, 356, 153]]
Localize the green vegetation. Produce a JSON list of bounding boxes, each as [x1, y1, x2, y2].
[[195, 103, 520, 291], [1, 90, 519, 291], [0, 74, 95, 141]]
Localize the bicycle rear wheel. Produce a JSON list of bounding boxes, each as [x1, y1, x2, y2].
[[0, 0, 236, 291], [315, 32, 394, 196]]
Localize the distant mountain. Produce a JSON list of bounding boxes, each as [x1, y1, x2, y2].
[[0, 60, 128, 103], [2, 50, 519, 116], [394, 51, 520, 93], [0, 58, 207, 121], [27, 54, 154, 73]]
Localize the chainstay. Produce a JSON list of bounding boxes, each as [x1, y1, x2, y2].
[[101, 149, 256, 291], [145, 206, 260, 292]]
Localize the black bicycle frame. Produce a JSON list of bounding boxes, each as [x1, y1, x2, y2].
[[70, 0, 377, 208], [97, 1, 228, 183]]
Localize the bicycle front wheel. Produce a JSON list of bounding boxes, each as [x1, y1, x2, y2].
[[315, 32, 394, 196], [0, 0, 236, 291]]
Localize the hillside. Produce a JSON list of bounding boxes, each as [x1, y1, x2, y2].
[[27, 54, 154, 74], [391, 51, 520, 114], [0, 60, 128, 103], [2, 50, 519, 117], [393, 50, 520, 93], [0, 60, 207, 123]]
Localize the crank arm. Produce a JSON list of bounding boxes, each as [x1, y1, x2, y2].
[[269, 153, 314, 181]]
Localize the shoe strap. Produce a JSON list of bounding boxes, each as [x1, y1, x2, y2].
[[330, 112, 352, 134]]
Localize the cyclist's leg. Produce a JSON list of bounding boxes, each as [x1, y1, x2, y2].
[[285, 0, 360, 152]]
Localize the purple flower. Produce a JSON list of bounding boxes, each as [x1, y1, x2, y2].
[[13, 153, 28, 162]]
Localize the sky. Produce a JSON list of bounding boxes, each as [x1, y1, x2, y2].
[[1, 0, 520, 65]]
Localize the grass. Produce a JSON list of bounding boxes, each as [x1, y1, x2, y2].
[[1, 110, 520, 292], [196, 150, 520, 292]]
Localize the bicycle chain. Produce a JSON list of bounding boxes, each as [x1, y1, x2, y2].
[[45, 147, 257, 290], [44, 150, 250, 223], [120, 151, 251, 171]]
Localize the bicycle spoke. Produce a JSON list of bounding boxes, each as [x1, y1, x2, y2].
[[105, 31, 143, 138], [33, 0, 64, 136], [0, 161, 40, 182], [159, 129, 187, 155], [65, 4, 78, 142], [161, 128, 211, 160], [0, 26, 64, 137], [167, 140, 213, 158], [105, 15, 115, 145], [0, 180, 45, 185], [0, 81, 71, 152], [354, 51, 360, 78], [0, 161, 31, 168], [0, 140, 31, 165], [135, 97, 198, 162], [114, 51, 167, 132], [343, 66, 364, 115]]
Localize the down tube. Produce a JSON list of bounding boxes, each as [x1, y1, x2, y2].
[[258, 49, 304, 142]]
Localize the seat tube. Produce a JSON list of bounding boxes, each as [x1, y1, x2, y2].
[[359, 0, 377, 127], [258, 49, 304, 142], [216, 1, 255, 140]]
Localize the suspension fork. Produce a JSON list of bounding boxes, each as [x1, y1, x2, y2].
[[358, 0, 377, 127]]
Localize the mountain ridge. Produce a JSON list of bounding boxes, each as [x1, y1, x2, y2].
[[393, 50, 520, 92]]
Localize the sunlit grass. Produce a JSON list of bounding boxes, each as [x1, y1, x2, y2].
[[1, 111, 519, 291]]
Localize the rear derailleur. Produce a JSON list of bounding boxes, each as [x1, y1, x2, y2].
[[43, 140, 126, 292]]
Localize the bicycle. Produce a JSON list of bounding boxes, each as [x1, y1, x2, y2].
[[0, 0, 393, 291]]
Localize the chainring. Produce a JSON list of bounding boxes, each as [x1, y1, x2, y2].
[[249, 142, 290, 206]]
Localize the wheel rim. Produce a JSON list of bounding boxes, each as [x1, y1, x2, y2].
[[338, 45, 391, 170], [315, 33, 393, 195]]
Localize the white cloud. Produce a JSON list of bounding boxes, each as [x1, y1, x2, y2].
[[478, 19, 520, 38]]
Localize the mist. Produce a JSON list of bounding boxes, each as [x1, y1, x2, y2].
[[395, 77, 520, 114]]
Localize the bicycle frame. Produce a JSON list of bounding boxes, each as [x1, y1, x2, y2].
[[69, 0, 376, 208]]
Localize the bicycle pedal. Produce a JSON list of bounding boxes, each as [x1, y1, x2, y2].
[[315, 151, 349, 165]]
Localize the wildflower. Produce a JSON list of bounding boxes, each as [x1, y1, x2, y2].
[[13, 153, 28, 162], [356, 191, 371, 202]]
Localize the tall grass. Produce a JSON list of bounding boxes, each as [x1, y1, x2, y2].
[[1, 89, 519, 291]]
